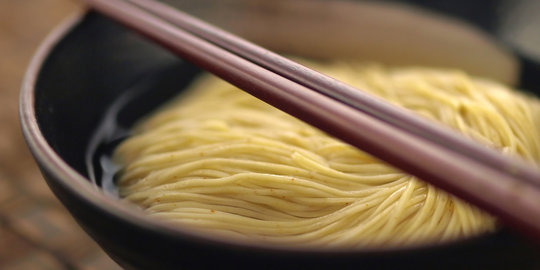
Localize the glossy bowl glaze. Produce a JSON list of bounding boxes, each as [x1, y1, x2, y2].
[[20, 1, 540, 269]]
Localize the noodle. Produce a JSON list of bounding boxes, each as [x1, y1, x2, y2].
[[113, 61, 540, 247]]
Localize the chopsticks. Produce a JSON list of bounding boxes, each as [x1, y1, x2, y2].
[[83, 0, 540, 240], [128, 0, 540, 188]]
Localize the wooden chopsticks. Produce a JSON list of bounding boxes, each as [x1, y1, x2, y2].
[[83, 0, 540, 241], [126, 0, 540, 187]]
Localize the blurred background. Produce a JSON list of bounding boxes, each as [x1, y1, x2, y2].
[[1, 0, 539, 269], [0, 0, 121, 269]]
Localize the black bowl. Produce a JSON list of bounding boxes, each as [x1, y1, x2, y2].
[[20, 1, 540, 269]]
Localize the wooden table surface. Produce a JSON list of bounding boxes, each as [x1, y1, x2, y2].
[[0, 0, 121, 269]]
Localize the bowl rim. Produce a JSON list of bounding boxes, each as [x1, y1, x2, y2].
[[19, 7, 500, 255]]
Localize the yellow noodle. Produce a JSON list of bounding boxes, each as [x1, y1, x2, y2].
[[114, 61, 540, 248]]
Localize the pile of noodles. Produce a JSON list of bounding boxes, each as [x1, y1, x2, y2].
[[113, 61, 540, 247]]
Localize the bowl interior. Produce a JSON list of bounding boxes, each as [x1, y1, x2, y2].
[[39, 0, 522, 181]]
